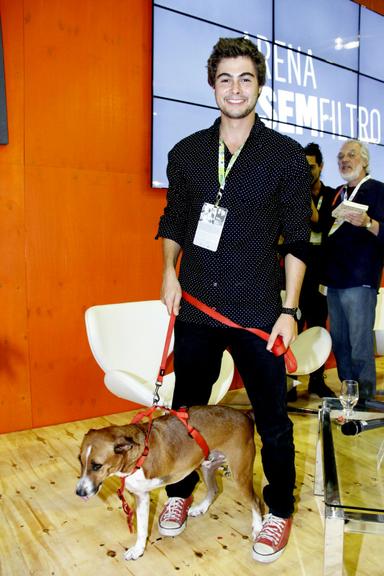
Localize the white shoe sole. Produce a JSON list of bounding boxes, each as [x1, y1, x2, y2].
[[252, 545, 286, 563], [158, 521, 187, 537]]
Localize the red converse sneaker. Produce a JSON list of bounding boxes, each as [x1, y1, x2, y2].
[[252, 513, 292, 563], [158, 496, 193, 537]]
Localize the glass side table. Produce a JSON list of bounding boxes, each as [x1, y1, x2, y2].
[[315, 398, 384, 576]]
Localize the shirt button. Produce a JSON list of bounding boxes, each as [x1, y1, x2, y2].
[[213, 282, 217, 287]]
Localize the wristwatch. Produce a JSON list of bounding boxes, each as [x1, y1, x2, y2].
[[281, 307, 301, 321], [366, 218, 373, 229]]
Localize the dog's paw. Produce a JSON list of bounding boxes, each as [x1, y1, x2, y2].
[[123, 545, 145, 561], [252, 517, 263, 540], [189, 501, 210, 517]]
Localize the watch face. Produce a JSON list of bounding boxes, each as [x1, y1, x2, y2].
[[296, 308, 302, 321]]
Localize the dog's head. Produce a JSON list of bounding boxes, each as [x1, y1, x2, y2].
[[76, 425, 145, 500]]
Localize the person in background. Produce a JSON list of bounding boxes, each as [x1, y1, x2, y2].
[[156, 36, 311, 563], [287, 143, 336, 401], [324, 139, 384, 400]]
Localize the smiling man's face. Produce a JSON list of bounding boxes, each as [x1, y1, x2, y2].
[[214, 56, 261, 120]]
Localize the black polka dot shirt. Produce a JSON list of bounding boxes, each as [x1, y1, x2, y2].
[[157, 116, 311, 329]]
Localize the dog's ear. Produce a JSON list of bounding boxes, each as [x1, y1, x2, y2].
[[114, 436, 137, 454], [84, 428, 97, 439]]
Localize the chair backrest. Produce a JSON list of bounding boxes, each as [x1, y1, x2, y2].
[[289, 326, 332, 376], [85, 300, 173, 382]]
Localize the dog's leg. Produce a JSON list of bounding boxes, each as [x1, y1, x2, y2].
[[189, 451, 225, 517], [226, 442, 263, 539], [123, 492, 150, 561], [251, 503, 263, 540], [239, 478, 262, 540]]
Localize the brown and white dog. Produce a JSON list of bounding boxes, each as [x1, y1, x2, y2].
[[76, 405, 262, 560]]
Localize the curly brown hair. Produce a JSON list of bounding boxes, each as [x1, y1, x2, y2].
[[207, 37, 266, 88]]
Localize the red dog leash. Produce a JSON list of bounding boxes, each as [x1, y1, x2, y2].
[[117, 480, 135, 533], [152, 311, 176, 404], [117, 291, 297, 530], [182, 291, 297, 373]]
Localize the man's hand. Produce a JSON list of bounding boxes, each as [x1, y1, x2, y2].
[[343, 209, 370, 228], [161, 238, 182, 315], [266, 314, 297, 352], [161, 268, 182, 316]]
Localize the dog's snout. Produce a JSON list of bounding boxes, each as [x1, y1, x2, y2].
[[76, 483, 88, 498], [76, 477, 97, 500]]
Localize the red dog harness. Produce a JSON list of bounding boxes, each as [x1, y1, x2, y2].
[[131, 405, 210, 468], [118, 405, 210, 532]]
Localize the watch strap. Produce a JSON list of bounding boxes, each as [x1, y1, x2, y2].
[[281, 307, 298, 317]]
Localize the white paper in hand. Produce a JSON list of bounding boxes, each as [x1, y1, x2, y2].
[[332, 199, 368, 219]]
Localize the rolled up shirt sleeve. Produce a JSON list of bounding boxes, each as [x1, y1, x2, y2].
[[156, 146, 188, 246], [278, 147, 312, 264]]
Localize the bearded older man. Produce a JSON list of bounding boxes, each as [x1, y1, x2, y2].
[[324, 139, 384, 400]]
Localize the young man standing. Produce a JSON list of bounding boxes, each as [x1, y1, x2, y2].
[[156, 37, 311, 563]]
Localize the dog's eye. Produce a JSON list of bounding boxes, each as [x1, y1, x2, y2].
[[91, 462, 103, 471]]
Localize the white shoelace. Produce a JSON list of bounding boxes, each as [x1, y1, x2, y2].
[[258, 514, 286, 545], [161, 497, 186, 522]]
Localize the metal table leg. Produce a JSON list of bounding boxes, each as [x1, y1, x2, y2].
[[323, 506, 344, 576]]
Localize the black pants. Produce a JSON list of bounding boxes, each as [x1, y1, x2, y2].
[[298, 245, 328, 378], [298, 245, 328, 331], [166, 319, 296, 518]]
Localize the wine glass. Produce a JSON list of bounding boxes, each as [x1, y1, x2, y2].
[[339, 380, 359, 421]]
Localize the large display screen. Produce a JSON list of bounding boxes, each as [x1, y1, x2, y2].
[[152, 0, 384, 188]]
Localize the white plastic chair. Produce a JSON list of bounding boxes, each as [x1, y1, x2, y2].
[[289, 326, 332, 376], [85, 300, 235, 407], [285, 326, 332, 397], [279, 291, 332, 376]]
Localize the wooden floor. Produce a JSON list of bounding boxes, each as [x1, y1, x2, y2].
[[1, 363, 384, 576]]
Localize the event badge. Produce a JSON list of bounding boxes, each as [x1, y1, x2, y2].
[[193, 202, 228, 251], [192, 139, 242, 251], [319, 284, 328, 296], [310, 231, 322, 244]]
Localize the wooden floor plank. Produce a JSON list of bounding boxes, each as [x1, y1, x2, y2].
[[0, 364, 383, 575]]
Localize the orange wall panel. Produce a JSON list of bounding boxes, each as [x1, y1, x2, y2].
[[25, 165, 163, 426], [354, 1, 384, 15], [0, 0, 382, 432], [0, 164, 31, 432], [0, 0, 24, 166], [0, 0, 31, 433], [24, 0, 150, 174], [0, 0, 166, 432]]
